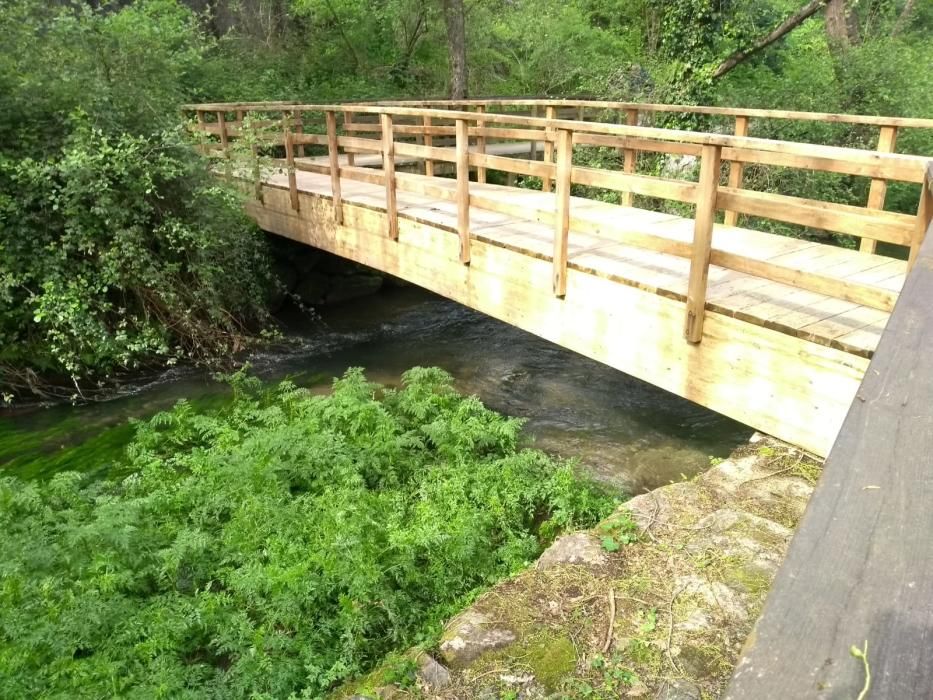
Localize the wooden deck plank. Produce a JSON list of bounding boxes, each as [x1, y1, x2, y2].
[[266, 168, 901, 356], [250, 183, 870, 457]]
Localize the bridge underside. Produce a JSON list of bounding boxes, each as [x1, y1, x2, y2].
[[246, 168, 901, 456]]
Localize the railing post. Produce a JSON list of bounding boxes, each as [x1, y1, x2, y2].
[[475, 105, 487, 184], [423, 114, 434, 177], [381, 113, 398, 240], [216, 111, 229, 149], [684, 144, 722, 343], [326, 110, 343, 224], [292, 110, 305, 158], [284, 115, 299, 212], [195, 110, 208, 154], [723, 115, 749, 226], [455, 118, 471, 264], [909, 165, 933, 271], [860, 124, 899, 254], [621, 108, 639, 207], [543, 106, 557, 192], [344, 112, 356, 166], [578, 105, 585, 121], [553, 128, 573, 297], [529, 104, 539, 161]]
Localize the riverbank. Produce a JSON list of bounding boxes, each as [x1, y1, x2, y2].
[[343, 434, 820, 699]]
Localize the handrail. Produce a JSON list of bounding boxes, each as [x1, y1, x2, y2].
[[725, 163, 933, 699], [186, 101, 933, 345], [183, 98, 933, 130]]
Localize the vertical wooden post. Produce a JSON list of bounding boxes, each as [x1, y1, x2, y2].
[[909, 166, 933, 271], [423, 114, 434, 177], [475, 105, 487, 184], [542, 106, 557, 192], [529, 104, 539, 161], [577, 105, 585, 121], [216, 111, 229, 150], [621, 108, 639, 206], [553, 128, 573, 297], [723, 115, 749, 227], [455, 118, 471, 264], [381, 113, 398, 241], [684, 144, 722, 343], [284, 116, 299, 212], [196, 111, 207, 154], [326, 110, 343, 224], [344, 112, 356, 166], [860, 125, 899, 254], [292, 110, 305, 158]]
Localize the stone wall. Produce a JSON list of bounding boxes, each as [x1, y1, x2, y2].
[[340, 435, 821, 699]]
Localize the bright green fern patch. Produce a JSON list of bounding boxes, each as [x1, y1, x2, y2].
[[0, 367, 615, 699]]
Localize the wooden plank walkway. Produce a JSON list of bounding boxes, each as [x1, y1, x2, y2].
[[190, 99, 932, 457], [271, 165, 906, 358], [305, 140, 542, 169], [725, 213, 933, 699]]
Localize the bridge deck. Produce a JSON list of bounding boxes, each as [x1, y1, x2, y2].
[[267, 165, 905, 358]]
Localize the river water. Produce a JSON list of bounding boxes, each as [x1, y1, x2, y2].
[[0, 287, 752, 494]]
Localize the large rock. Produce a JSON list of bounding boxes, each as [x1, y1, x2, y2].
[[657, 679, 702, 700], [439, 610, 517, 669], [701, 456, 814, 522], [416, 653, 451, 690], [537, 532, 607, 570], [686, 509, 791, 580]]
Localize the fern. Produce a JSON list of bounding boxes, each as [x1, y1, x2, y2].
[[0, 368, 615, 699]]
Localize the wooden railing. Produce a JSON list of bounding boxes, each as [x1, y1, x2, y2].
[[342, 98, 933, 248], [725, 163, 933, 699], [185, 101, 933, 344]]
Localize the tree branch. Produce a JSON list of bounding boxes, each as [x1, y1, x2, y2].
[[712, 0, 828, 79]]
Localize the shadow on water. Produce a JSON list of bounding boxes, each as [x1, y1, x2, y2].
[[1, 287, 753, 493]]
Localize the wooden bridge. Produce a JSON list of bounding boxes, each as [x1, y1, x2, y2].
[[185, 99, 933, 458]]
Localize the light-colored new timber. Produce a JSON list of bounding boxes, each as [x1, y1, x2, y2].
[[188, 98, 933, 460], [246, 181, 869, 457]]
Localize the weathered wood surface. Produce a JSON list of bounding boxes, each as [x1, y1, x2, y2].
[[725, 219, 933, 699]]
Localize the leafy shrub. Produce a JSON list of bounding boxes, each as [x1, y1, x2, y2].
[[0, 119, 271, 398], [0, 367, 614, 698], [0, 0, 273, 398]]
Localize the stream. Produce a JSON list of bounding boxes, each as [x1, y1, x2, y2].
[[0, 286, 752, 494]]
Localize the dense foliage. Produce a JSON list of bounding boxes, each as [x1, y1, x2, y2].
[[0, 0, 272, 400], [0, 368, 614, 698]]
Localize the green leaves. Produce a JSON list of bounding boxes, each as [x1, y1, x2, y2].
[[0, 369, 614, 698]]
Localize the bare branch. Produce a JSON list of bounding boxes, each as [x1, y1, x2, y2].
[[713, 0, 828, 79]]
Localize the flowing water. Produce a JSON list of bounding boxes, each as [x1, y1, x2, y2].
[[0, 287, 752, 494]]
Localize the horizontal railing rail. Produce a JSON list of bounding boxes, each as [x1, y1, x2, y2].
[[185, 101, 933, 345]]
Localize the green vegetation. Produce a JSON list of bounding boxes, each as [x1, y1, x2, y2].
[[0, 0, 272, 400], [0, 367, 613, 698], [2, 0, 931, 397]]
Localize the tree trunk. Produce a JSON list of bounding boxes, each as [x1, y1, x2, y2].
[[441, 0, 468, 99], [825, 0, 860, 48]]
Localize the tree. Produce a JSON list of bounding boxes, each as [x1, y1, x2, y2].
[[441, 0, 467, 98], [825, 0, 859, 48]]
